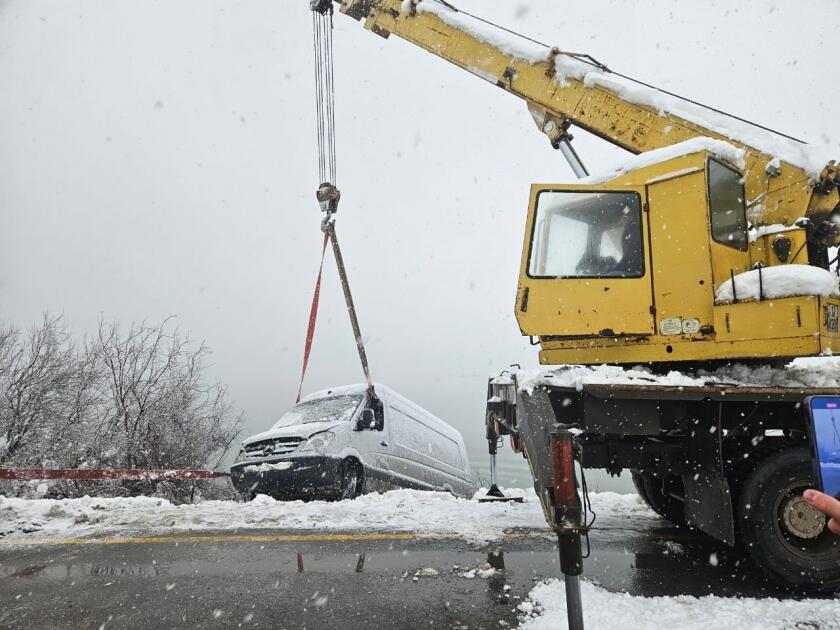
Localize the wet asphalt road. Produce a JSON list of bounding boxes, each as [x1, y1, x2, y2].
[[0, 518, 823, 630]]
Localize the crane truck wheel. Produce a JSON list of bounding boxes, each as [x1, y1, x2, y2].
[[737, 448, 840, 593], [630, 470, 686, 526]]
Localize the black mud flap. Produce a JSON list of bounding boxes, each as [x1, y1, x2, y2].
[[682, 400, 735, 545]]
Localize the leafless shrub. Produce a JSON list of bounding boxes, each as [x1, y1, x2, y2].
[[0, 315, 242, 502]]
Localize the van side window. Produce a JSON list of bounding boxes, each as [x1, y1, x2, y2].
[[708, 159, 748, 251], [368, 396, 385, 431]]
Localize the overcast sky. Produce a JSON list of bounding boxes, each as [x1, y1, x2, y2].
[[2, 0, 839, 488]]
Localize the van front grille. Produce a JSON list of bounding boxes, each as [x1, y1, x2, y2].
[[243, 437, 304, 459]]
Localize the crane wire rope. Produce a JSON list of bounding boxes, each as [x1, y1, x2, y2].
[[425, 0, 805, 145], [297, 3, 375, 403], [312, 8, 338, 184]]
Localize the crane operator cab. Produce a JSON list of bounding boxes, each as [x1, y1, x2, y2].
[[515, 145, 840, 366]]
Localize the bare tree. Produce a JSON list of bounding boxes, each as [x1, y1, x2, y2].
[[93, 319, 242, 498], [0, 314, 76, 465], [39, 340, 108, 469]]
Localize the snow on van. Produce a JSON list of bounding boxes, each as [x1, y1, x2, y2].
[[230, 384, 477, 501]]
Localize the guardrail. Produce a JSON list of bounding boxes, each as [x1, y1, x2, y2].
[[0, 469, 229, 481]]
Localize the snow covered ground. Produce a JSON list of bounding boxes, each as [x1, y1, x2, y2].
[[4, 487, 839, 627], [0, 488, 653, 545], [519, 579, 840, 630]]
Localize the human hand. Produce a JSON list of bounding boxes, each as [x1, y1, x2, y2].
[[803, 489, 840, 535]]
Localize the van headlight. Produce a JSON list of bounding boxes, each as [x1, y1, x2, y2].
[[299, 431, 335, 452]]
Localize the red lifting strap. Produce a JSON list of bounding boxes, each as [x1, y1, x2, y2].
[[296, 231, 330, 403]]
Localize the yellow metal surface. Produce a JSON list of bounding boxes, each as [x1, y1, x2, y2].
[[342, 0, 839, 230], [538, 336, 822, 366], [537, 295, 831, 364], [646, 167, 713, 335], [714, 298, 819, 343], [750, 229, 808, 268]]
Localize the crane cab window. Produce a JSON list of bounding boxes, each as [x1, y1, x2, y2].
[[708, 159, 748, 251], [528, 190, 644, 279]]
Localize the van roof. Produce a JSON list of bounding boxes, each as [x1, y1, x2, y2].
[[301, 383, 466, 447]]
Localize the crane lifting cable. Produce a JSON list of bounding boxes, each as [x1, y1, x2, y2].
[[296, 1, 376, 403], [312, 1, 337, 186]]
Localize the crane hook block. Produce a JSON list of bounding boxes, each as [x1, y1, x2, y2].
[[316, 182, 341, 215], [310, 0, 333, 15]]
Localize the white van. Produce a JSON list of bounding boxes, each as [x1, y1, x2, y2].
[[230, 384, 476, 500]]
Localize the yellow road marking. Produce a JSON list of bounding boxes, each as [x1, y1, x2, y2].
[[0, 527, 704, 548], [0, 530, 555, 547], [1, 532, 442, 547]]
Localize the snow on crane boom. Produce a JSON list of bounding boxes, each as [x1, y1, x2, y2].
[[334, 0, 840, 228]]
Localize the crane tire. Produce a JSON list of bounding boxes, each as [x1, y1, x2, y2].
[[737, 448, 840, 593]]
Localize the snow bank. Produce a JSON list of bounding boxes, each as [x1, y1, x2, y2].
[[412, 1, 836, 180], [519, 579, 840, 630], [510, 356, 840, 394], [580, 137, 745, 185], [715, 265, 840, 304], [0, 489, 656, 544]]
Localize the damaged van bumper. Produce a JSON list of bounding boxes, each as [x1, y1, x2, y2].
[[230, 455, 344, 499]]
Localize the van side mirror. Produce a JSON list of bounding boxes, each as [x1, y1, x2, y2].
[[357, 409, 376, 431]]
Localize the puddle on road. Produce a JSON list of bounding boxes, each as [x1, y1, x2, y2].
[[0, 562, 163, 579], [0, 545, 547, 586], [0, 528, 802, 599]]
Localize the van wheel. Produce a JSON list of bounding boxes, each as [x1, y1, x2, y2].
[[338, 460, 362, 501], [737, 448, 840, 593]]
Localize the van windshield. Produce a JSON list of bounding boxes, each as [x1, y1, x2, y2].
[[271, 395, 363, 428]]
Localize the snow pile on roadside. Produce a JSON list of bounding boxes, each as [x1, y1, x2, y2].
[[0, 489, 656, 544], [511, 356, 840, 394], [519, 579, 840, 630], [715, 265, 840, 304]]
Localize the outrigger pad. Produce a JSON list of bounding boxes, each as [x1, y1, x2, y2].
[[478, 485, 524, 503]]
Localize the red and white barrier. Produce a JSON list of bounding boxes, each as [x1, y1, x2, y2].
[[0, 468, 228, 481]]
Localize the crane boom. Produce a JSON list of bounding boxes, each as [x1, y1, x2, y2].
[[330, 0, 839, 228]]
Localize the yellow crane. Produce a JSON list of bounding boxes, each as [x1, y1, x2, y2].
[[313, 0, 840, 595], [327, 0, 840, 366]]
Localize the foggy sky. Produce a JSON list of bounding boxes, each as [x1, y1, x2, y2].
[[2, 0, 839, 489]]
